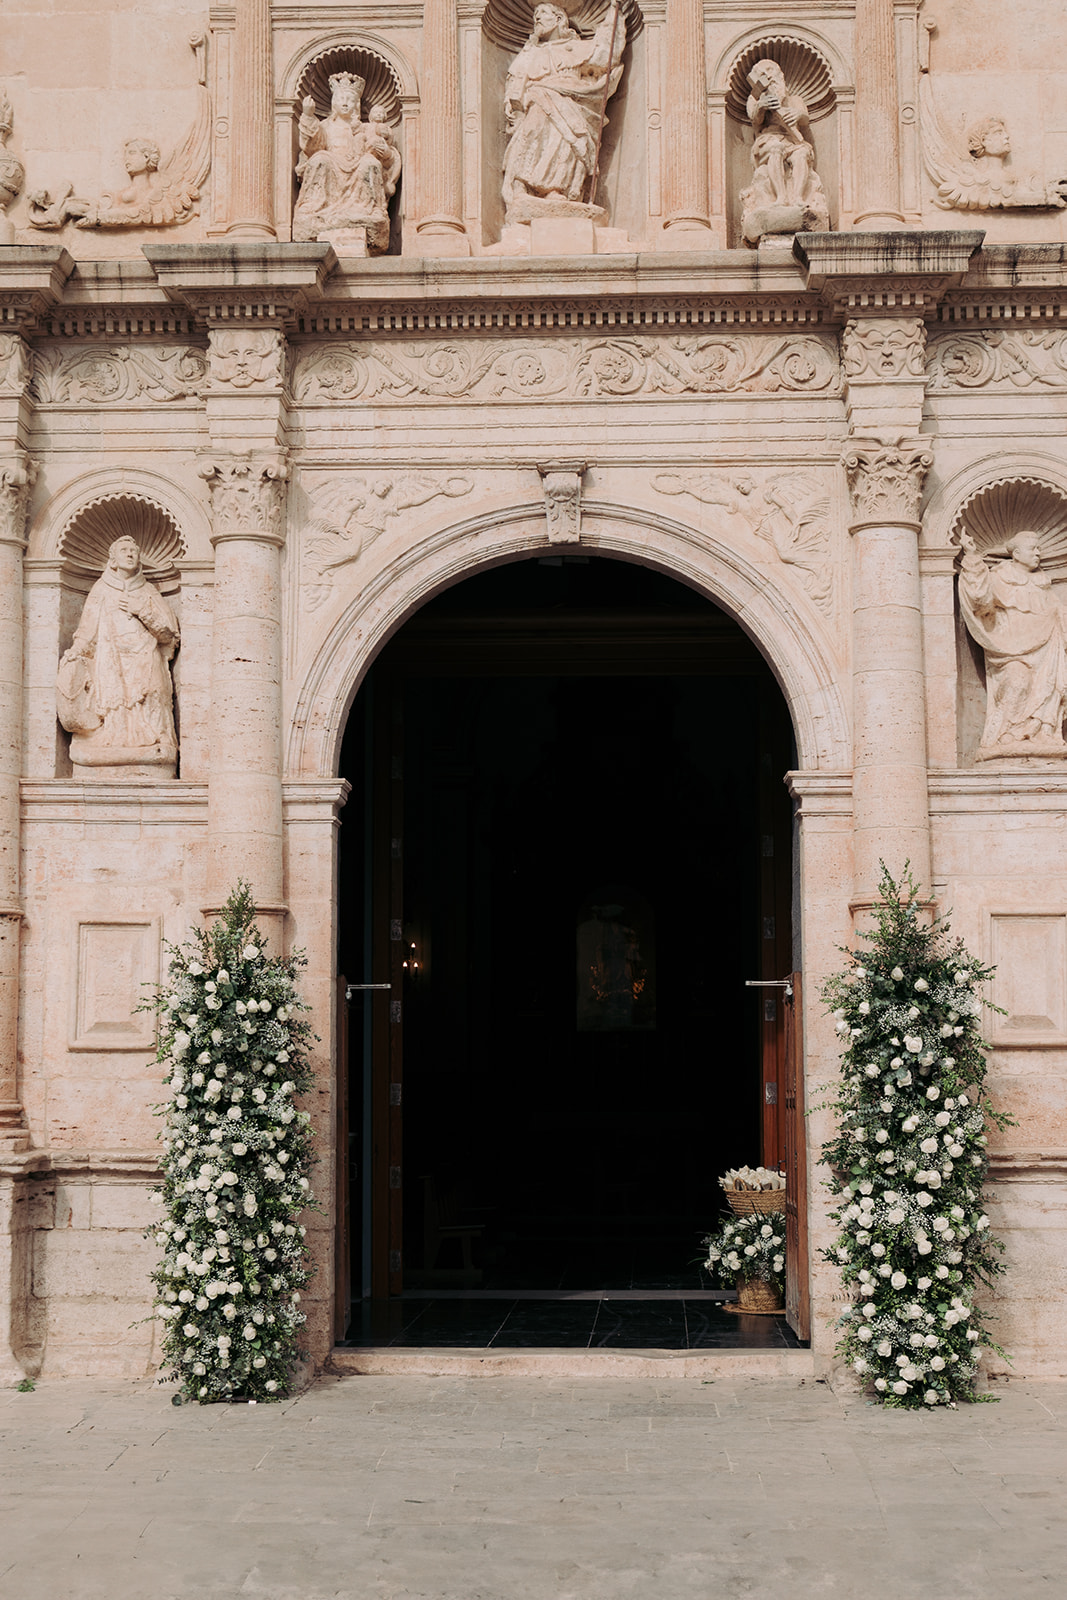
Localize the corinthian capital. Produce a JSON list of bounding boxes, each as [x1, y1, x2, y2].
[[842, 437, 933, 528], [198, 451, 289, 544], [0, 454, 37, 546]]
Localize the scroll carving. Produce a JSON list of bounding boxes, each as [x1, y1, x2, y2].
[[208, 328, 285, 391], [842, 319, 926, 381], [32, 346, 207, 404], [300, 473, 474, 609], [0, 456, 37, 547], [198, 453, 289, 543], [928, 330, 1067, 392], [653, 468, 834, 612], [291, 335, 840, 404], [842, 438, 933, 526]]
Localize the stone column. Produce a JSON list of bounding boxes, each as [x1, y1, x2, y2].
[[199, 321, 290, 947], [0, 450, 33, 1152], [843, 433, 934, 905], [415, 0, 471, 255], [226, 0, 276, 238], [661, 0, 714, 242], [852, 0, 905, 228]]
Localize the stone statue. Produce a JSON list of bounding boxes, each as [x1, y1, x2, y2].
[[57, 535, 180, 773], [292, 74, 401, 254], [919, 75, 1067, 211], [740, 58, 829, 246], [0, 91, 24, 245], [956, 528, 1067, 760], [502, 0, 626, 225], [27, 90, 210, 231]]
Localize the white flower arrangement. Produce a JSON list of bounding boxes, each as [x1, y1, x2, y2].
[[821, 868, 1009, 1408], [145, 885, 316, 1403], [704, 1213, 786, 1293], [718, 1165, 785, 1193]]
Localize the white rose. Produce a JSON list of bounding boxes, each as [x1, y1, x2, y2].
[[890, 1272, 907, 1290], [904, 1035, 923, 1054], [242, 944, 260, 961], [891, 967, 904, 981]]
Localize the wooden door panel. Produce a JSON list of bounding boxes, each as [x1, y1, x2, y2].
[[783, 971, 810, 1341]]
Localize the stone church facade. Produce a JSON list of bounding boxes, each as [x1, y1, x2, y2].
[[1, 0, 1066, 1382]]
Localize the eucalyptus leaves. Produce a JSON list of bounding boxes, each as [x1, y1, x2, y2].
[[146, 886, 316, 1403], [821, 869, 1008, 1407]]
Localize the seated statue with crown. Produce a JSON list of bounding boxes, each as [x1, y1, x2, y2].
[[293, 71, 401, 254]]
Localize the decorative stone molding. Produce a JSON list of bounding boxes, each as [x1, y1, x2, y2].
[[841, 437, 933, 527], [0, 334, 30, 397], [296, 46, 403, 129], [842, 318, 925, 380], [538, 463, 586, 544], [198, 452, 289, 544], [300, 471, 474, 608], [32, 345, 207, 404], [724, 36, 834, 123], [207, 326, 285, 391], [795, 231, 985, 317], [653, 468, 834, 612], [291, 333, 840, 403], [294, 295, 831, 335], [928, 329, 1067, 390], [948, 476, 1067, 571], [0, 456, 37, 547], [58, 496, 185, 578]]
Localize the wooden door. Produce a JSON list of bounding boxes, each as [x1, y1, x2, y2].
[[333, 974, 351, 1341], [371, 674, 405, 1298], [783, 971, 810, 1341]]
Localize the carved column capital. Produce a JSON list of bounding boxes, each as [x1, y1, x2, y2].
[[0, 455, 37, 548], [538, 461, 587, 544], [206, 325, 286, 392], [198, 450, 289, 544], [842, 437, 933, 529], [842, 318, 926, 381]]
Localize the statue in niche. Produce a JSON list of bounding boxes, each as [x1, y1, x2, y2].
[[739, 59, 829, 246], [502, 0, 626, 225], [919, 77, 1067, 211], [57, 536, 180, 773], [292, 74, 401, 253], [27, 91, 209, 231], [0, 91, 24, 245], [956, 528, 1067, 760]]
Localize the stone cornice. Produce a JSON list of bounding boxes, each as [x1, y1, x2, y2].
[[794, 231, 985, 317], [0, 246, 75, 330], [986, 1150, 1067, 1182]]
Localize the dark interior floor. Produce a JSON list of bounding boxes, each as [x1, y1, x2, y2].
[[341, 1296, 802, 1351]]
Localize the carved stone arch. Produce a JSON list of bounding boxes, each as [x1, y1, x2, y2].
[[280, 34, 417, 112], [27, 468, 211, 566], [482, 0, 643, 53], [58, 496, 185, 581], [285, 502, 849, 780]]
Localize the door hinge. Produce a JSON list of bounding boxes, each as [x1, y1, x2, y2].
[[389, 1166, 402, 1189], [389, 1250, 402, 1273], [765, 1081, 778, 1105], [389, 1081, 402, 1106]]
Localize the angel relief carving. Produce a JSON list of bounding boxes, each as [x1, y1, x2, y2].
[[919, 74, 1067, 212], [300, 474, 474, 609], [653, 469, 834, 612], [28, 58, 209, 231]]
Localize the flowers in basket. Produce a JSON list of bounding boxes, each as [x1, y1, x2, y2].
[[704, 1213, 786, 1298], [719, 1165, 785, 1194]]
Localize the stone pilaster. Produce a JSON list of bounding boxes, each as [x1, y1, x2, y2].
[[660, 0, 715, 243], [415, 0, 471, 255], [226, 0, 276, 238], [0, 444, 33, 1152], [852, 0, 904, 228]]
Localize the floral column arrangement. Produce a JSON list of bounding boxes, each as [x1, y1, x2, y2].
[[821, 869, 1008, 1407], [147, 886, 315, 1402]]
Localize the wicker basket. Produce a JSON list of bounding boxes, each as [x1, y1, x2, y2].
[[725, 1189, 786, 1217], [735, 1275, 784, 1313]]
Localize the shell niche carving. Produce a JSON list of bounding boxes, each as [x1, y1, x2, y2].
[[296, 47, 403, 126], [725, 36, 835, 123], [950, 477, 1067, 576], [59, 495, 186, 578]]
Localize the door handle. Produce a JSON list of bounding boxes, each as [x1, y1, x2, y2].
[[745, 978, 794, 1001]]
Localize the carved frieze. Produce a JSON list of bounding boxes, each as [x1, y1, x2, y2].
[[0, 455, 36, 547], [653, 468, 834, 612], [207, 327, 285, 391], [198, 453, 289, 544], [299, 472, 474, 609], [291, 334, 840, 404], [842, 438, 933, 526], [842, 318, 926, 381], [32, 345, 207, 404], [928, 330, 1067, 391]]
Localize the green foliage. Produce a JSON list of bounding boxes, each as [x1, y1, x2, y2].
[[704, 1210, 786, 1295], [16, 1378, 35, 1393], [144, 884, 317, 1403], [821, 867, 1009, 1407]]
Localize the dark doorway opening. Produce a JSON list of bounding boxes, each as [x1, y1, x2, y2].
[[338, 556, 797, 1341]]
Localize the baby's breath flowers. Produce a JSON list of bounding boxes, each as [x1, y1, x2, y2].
[[821, 868, 1009, 1407], [705, 1213, 786, 1296], [145, 885, 316, 1403]]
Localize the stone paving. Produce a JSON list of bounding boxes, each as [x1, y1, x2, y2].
[[1, 1373, 1065, 1600]]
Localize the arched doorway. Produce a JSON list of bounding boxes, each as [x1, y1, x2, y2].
[[336, 555, 800, 1347]]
